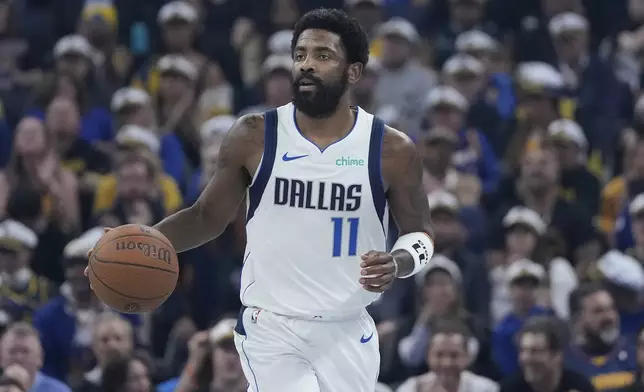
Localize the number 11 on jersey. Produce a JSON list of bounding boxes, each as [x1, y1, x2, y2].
[[331, 217, 359, 257]]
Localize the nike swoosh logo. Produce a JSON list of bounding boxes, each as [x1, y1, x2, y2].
[[360, 332, 374, 344], [282, 153, 308, 161]]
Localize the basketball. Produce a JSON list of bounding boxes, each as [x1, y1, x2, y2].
[[88, 224, 179, 313]]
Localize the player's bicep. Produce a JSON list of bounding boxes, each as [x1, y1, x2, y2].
[[386, 135, 433, 237], [194, 115, 261, 225]]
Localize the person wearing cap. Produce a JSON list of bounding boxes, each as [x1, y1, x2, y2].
[[0, 219, 56, 328], [110, 87, 155, 130], [442, 54, 504, 154], [398, 255, 493, 377], [346, 0, 383, 40], [0, 116, 81, 233], [351, 56, 381, 113], [78, 1, 132, 89], [543, 119, 600, 217], [566, 283, 637, 391], [488, 147, 598, 273], [549, 11, 629, 169], [238, 55, 293, 116], [163, 318, 246, 392], [374, 17, 437, 136], [492, 259, 552, 376], [33, 228, 141, 383], [424, 85, 501, 194], [594, 251, 644, 336], [132, 0, 228, 103]]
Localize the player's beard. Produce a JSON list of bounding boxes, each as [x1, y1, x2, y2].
[[292, 70, 348, 119]]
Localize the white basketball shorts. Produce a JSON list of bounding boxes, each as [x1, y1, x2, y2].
[[233, 306, 380, 392]]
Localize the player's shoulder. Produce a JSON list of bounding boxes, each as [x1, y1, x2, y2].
[[220, 112, 266, 162], [381, 124, 416, 159]]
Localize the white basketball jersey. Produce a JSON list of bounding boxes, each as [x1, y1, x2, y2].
[[240, 103, 389, 319]]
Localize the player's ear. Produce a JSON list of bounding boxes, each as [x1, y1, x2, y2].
[[347, 62, 363, 85]]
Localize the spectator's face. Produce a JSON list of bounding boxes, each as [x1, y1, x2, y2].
[[519, 94, 556, 124], [430, 210, 462, 251], [446, 72, 485, 102], [212, 340, 243, 383], [201, 140, 222, 179], [55, 74, 79, 101], [56, 53, 90, 81], [14, 119, 46, 157], [83, 19, 113, 48], [427, 333, 469, 384], [418, 137, 457, 170], [159, 73, 190, 103], [428, 105, 464, 131], [46, 99, 81, 150], [292, 29, 352, 118], [505, 225, 538, 257], [423, 270, 458, 314], [580, 291, 620, 344], [123, 104, 157, 129], [264, 72, 293, 106], [509, 279, 539, 310], [637, 328, 644, 368], [450, 1, 484, 27], [0, 247, 29, 277], [0, 333, 42, 377], [162, 21, 195, 52], [519, 332, 560, 383], [349, 3, 382, 35], [116, 161, 154, 201], [93, 320, 133, 366], [553, 31, 588, 64], [380, 35, 411, 68], [65, 264, 92, 301], [126, 359, 151, 392], [464, 49, 493, 69], [547, 140, 580, 169], [541, 0, 582, 17], [520, 149, 559, 190]]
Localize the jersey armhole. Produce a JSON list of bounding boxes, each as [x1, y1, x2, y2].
[[368, 116, 386, 226], [247, 109, 278, 222]]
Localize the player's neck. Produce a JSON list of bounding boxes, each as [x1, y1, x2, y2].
[[295, 98, 356, 139]]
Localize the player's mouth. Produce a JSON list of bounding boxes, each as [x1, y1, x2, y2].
[[298, 78, 318, 91]]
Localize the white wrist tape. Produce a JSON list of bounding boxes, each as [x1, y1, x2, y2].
[[391, 232, 434, 279]]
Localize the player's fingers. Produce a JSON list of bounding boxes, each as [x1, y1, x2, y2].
[[361, 264, 395, 276], [360, 272, 394, 288], [360, 250, 380, 260], [362, 279, 394, 293], [360, 253, 392, 267]]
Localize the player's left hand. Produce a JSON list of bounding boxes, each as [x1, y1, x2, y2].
[[360, 250, 397, 293]]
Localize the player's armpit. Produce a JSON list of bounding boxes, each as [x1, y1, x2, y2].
[[154, 114, 265, 252], [381, 126, 434, 277]]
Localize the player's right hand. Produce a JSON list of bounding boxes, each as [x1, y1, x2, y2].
[[84, 228, 113, 285]]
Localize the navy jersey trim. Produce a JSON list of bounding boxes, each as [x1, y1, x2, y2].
[[247, 109, 278, 222], [368, 117, 386, 227]]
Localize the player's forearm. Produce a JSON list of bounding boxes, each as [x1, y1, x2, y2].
[[154, 204, 226, 252]]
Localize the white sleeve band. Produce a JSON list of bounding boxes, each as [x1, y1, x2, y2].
[[391, 232, 434, 279]]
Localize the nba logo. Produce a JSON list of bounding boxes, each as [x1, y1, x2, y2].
[[251, 309, 261, 323]]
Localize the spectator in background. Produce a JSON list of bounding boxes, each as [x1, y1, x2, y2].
[[626, 193, 644, 262], [0, 375, 26, 392], [425, 191, 490, 322], [239, 54, 293, 115], [34, 228, 140, 384], [100, 352, 154, 392], [28, 70, 113, 144], [544, 119, 601, 217], [397, 255, 492, 377], [374, 17, 437, 137], [500, 316, 596, 392], [492, 260, 551, 376], [0, 322, 71, 392], [110, 87, 155, 130], [52, 34, 110, 111], [349, 56, 381, 115], [75, 313, 135, 392], [0, 220, 56, 328], [424, 85, 500, 195], [396, 319, 499, 392], [346, 0, 383, 41], [0, 117, 80, 234], [617, 326, 644, 391], [565, 283, 637, 391], [78, 2, 132, 92], [595, 251, 644, 336], [2, 364, 30, 392], [163, 318, 245, 392]]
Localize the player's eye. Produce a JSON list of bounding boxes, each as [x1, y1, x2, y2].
[[294, 53, 305, 61], [318, 54, 330, 60]]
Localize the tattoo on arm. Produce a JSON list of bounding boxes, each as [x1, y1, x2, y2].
[[383, 127, 434, 276]]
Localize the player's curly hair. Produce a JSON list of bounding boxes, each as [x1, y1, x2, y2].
[[291, 8, 370, 67]]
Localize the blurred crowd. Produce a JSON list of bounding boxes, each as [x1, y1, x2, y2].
[[3, 0, 644, 391]]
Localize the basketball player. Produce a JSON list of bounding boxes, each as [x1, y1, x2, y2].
[[87, 8, 434, 392]]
